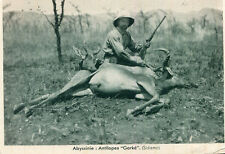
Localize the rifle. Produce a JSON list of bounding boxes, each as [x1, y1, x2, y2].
[[142, 16, 166, 71], [146, 16, 166, 42]]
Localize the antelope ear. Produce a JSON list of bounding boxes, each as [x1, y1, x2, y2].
[[93, 48, 101, 56]]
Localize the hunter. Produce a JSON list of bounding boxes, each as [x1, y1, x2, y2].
[[97, 12, 151, 67]]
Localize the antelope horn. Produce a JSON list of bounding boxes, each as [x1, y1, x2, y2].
[[72, 46, 86, 59], [83, 46, 88, 54], [82, 40, 88, 55], [152, 48, 170, 55]]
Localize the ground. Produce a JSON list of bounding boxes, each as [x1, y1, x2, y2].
[[4, 56, 223, 144]]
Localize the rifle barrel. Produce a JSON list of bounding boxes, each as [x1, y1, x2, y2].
[[146, 16, 166, 42]]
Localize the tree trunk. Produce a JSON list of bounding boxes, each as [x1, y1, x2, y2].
[[214, 27, 218, 41], [78, 15, 83, 33], [85, 14, 90, 29], [143, 20, 146, 34], [55, 26, 62, 62]]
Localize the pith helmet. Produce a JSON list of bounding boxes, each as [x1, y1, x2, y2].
[[113, 12, 134, 27]]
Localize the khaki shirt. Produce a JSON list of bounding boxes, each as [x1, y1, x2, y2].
[[98, 28, 144, 66]]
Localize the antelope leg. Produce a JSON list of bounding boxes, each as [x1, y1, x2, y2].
[[135, 93, 151, 100], [13, 94, 50, 114], [72, 88, 93, 97], [127, 81, 159, 117], [29, 94, 50, 105], [14, 70, 92, 114], [144, 102, 165, 115], [24, 70, 98, 117]]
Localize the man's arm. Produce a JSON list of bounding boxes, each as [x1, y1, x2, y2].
[[128, 36, 142, 52], [108, 35, 145, 66], [128, 35, 151, 52]]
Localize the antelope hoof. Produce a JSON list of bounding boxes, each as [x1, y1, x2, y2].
[[183, 82, 198, 89], [126, 109, 135, 120], [24, 107, 33, 118], [13, 103, 26, 114], [159, 98, 170, 107], [144, 106, 151, 113], [144, 103, 164, 115]]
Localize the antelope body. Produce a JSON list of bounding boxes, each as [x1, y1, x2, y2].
[[89, 62, 156, 96]]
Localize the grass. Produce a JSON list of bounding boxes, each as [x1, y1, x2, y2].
[[3, 13, 224, 144]]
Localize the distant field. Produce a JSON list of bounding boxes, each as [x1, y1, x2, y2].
[[3, 9, 224, 144]]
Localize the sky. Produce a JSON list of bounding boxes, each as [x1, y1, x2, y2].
[[3, 0, 223, 15]]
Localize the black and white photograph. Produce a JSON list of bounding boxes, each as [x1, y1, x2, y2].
[[1, 0, 224, 153]]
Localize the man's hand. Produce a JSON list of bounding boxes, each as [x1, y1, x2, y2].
[[143, 41, 151, 49], [132, 56, 146, 66]]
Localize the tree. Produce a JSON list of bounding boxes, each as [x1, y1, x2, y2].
[[3, 3, 15, 32], [201, 15, 208, 29], [3, 11, 15, 32], [70, 3, 83, 33], [40, 0, 66, 63], [139, 11, 156, 34], [200, 13, 222, 40], [3, 3, 11, 10], [213, 14, 223, 41], [85, 13, 90, 29], [103, 8, 116, 19], [170, 18, 185, 35], [103, 8, 116, 31], [187, 18, 196, 33]]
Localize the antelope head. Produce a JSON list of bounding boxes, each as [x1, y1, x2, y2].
[[73, 46, 101, 72]]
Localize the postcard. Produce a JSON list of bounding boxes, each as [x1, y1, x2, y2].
[[1, 0, 224, 153]]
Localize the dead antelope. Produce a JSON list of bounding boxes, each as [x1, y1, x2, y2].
[[14, 48, 196, 118], [72, 46, 102, 71]]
